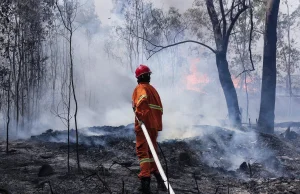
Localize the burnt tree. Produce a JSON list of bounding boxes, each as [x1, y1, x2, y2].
[[257, 0, 280, 133], [205, 0, 249, 126]]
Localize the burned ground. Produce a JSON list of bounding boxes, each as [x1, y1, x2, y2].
[[1, 125, 300, 194]]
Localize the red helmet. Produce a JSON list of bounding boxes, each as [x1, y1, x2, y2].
[[135, 64, 152, 78]]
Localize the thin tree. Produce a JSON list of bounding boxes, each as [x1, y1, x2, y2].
[[6, 73, 11, 154], [56, 0, 81, 172], [277, 1, 300, 116]]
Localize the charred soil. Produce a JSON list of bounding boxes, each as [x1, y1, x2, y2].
[[1, 125, 300, 194]]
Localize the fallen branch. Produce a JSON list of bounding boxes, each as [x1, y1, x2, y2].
[[109, 161, 137, 175], [81, 171, 112, 194], [96, 164, 110, 177], [96, 173, 113, 194], [174, 188, 198, 193], [158, 143, 170, 194], [109, 161, 133, 169], [81, 172, 97, 181]]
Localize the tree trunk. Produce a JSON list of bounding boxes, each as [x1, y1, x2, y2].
[[286, 1, 292, 116], [69, 30, 81, 172], [67, 40, 71, 173], [6, 74, 11, 154], [206, 0, 242, 126], [67, 67, 71, 173], [216, 52, 241, 126], [258, 0, 280, 134], [244, 73, 249, 122]]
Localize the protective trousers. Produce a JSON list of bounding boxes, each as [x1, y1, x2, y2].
[[136, 128, 159, 179]]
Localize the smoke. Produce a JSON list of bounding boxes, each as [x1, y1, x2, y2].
[[201, 128, 260, 169], [45, 28, 135, 131], [30, 125, 135, 146], [9, 0, 227, 138], [151, 0, 194, 12]]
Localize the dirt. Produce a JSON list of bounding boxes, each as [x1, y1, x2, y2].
[[1, 124, 300, 194]]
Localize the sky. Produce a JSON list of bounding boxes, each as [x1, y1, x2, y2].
[[94, 0, 114, 25], [94, 0, 300, 26], [94, 0, 194, 26]]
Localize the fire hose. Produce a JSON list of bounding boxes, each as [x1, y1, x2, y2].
[[135, 115, 175, 194]]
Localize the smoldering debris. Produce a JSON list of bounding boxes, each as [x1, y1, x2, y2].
[[178, 125, 279, 176], [30, 124, 135, 146], [1, 125, 300, 193]]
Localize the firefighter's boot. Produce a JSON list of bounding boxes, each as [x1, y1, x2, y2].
[[138, 177, 151, 194], [154, 173, 167, 191]]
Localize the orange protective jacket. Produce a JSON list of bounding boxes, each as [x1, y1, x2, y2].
[[132, 83, 163, 132]]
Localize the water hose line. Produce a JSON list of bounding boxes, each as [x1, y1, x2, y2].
[[135, 115, 175, 194]]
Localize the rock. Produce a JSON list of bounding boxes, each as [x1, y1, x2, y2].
[[38, 164, 54, 177], [178, 152, 192, 166], [239, 162, 249, 172]]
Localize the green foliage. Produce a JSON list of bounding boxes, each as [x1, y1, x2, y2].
[[229, 0, 265, 76], [0, 0, 55, 121], [277, 1, 300, 86]]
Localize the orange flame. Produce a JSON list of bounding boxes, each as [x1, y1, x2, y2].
[[185, 59, 210, 93], [232, 76, 257, 92], [232, 77, 240, 88], [184, 58, 258, 94]]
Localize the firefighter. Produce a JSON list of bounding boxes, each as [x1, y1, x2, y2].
[[132, 64, 167, 194]]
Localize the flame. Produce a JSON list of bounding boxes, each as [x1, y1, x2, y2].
[[232, 76, 257, 93], [185, 59, 210, 93], [232, 77, 240, 88], [232, 76, 251, 88], [184, 58, 258, 94]]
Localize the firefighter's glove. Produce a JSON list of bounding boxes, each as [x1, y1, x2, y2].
[[132, 101, 136, 112], [138, 120, 143, 127]]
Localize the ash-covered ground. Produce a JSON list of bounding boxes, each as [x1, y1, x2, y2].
[[1, 124, 300, 194]]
